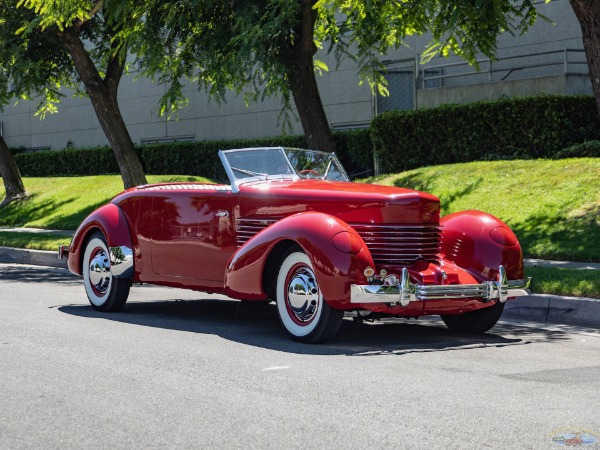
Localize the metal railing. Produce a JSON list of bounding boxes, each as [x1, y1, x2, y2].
[[420, 48, 588, 89]]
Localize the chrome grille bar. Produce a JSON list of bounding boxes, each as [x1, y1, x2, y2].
[[349, 223, 442, 265]]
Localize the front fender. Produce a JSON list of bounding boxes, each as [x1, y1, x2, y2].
[[67, 203, 134, 278], [440, 210, 524, 281], [225, 212, 374, 308]]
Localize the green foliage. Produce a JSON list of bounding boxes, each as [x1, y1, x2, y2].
[[371, 95, 600, 173], [420, 0, 540, 64], [333, 128, 373, 177], [15, 146, 121, 177], [365, 158, 600, 263], [0, 0, 78, 115], [12, 131, 374, 179], [126, 0, 541, 120]]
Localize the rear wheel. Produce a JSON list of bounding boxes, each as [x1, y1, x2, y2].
[[275, 248, 343, 343], [82, 231, 131, 312], [441, 301, 504, 333]]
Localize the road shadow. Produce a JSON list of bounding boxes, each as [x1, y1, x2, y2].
[[0, 264, 80, 284], [58, 297, 569, 356]]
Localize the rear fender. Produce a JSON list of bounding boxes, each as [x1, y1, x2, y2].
[[67, 203, 135, 279], [225, 212, 374, 309], [440, 210, 524, 281]]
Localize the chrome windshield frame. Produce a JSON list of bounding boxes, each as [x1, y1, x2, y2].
[[219, 147, 299, 194], [219, 147, 349, 193]]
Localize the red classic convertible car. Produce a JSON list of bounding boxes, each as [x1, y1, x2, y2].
[[60, 147, 530, 343]]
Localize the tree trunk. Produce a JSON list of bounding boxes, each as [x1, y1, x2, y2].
[[60, 29, 147, 189], [0, 136, 28, 206], [570, 0, 600, 119], [287, 0, 336, 152]]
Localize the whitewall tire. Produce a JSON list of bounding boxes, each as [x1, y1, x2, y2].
[[276, 248, 343, 343], [82, 231, 130, 312]]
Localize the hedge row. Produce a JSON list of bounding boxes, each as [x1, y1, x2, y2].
[[14, 129, 373, 180], [371, 94, 600, 173]]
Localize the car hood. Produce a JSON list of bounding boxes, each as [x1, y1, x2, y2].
[[238, 179, 440, 225]]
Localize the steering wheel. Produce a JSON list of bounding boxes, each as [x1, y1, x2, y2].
[[298, 169, 321, 177]]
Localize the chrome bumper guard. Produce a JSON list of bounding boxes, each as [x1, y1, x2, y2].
[[58, 245, 70, 260], [350, 265, 531, 307]]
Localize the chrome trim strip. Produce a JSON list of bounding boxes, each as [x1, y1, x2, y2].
[[109, 246, 134, 279], [351, 265, 532, 306], [218, 150, 240, 194], [349, 224, 442, 230]]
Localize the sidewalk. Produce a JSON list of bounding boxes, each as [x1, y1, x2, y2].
[[1, 228, 599, 329], [524, 258, 600, 270]]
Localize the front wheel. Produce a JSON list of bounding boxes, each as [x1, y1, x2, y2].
[[441, 301, 504, 333], [82, 231, 131, 312], [276, 248, 343, 343]]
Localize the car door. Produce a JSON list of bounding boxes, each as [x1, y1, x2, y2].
[[148, 187, 236, 283]]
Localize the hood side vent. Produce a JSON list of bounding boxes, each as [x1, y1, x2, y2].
[[235, 218, 278, 247]]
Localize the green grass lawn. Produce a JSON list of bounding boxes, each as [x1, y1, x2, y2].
[[0, 174, 211, 230], [0, 231, 72, 251], [526, 266, 600, 299], [365, 158, 600, 262]]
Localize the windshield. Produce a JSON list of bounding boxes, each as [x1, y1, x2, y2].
[[219, 147, 350, 192], [224, 148, 294, 179], [284, 148, 348, 181]]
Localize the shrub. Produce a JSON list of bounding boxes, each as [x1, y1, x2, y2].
[[14, 132, 374, 179], [371, 94, 600, 173], [552, 140, 600, 158], [15, 146, 120, 177], [333, 129, 373, 177]]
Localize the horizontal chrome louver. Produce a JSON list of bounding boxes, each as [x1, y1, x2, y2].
[[349, 223, 442, 265], [235, 218, 278, 247]]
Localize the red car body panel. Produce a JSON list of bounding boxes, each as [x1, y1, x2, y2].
[[225, 211, 374, 308], [440, 210, 524, 281], [66, 174, 526, 316], [67, 202, 134, 276]]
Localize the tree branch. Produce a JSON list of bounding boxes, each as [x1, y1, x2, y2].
[[73, 0, 104, 30], [59, 28, 105, 94], [105, 40, 126, 95]]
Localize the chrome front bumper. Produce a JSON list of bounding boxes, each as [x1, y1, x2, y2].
[[351, 265, 531, 307]]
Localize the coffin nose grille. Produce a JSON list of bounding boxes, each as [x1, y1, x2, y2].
[[349, 224, 442, 265], [235, 218, 278, 247]]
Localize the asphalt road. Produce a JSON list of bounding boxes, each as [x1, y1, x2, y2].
[[1, 263, 599, 449]]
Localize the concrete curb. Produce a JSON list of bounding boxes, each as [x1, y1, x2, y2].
[[0, 246, 67, 269], [503, 294, 600, 329]]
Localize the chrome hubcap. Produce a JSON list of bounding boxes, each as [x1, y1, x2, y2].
[[89, 248, 111, 295], [287, 266, 319, 323]]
